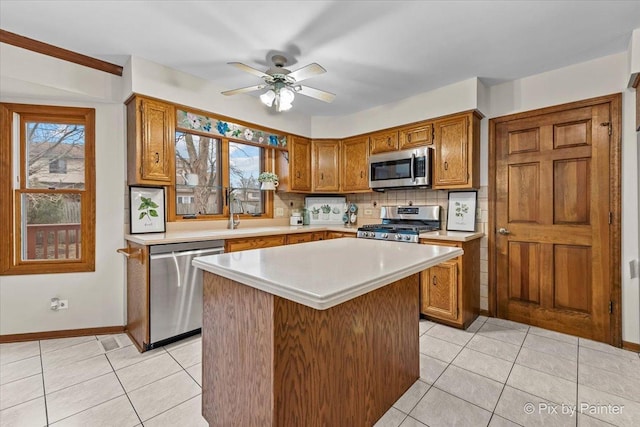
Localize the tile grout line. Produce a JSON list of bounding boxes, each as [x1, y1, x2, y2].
[[104, 339, 144, 427], [38, 340, 50, 427]]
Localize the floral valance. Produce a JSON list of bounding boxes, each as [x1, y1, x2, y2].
[[176, 109, 287, 148]]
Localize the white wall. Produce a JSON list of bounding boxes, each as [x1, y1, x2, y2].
[[0, 45, 126, 334]]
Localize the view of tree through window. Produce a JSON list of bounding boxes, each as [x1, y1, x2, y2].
[[175, 132, 221, 215], [229, 142, 264, 215]]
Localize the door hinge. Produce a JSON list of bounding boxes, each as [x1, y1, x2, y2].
[[608, 301, 613, 314], [600, 122, 612, 136], [608, 212, 613, 225]]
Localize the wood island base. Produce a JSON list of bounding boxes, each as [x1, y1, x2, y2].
[[202, 271, 420, 427]]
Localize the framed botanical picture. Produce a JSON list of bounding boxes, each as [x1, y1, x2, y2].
[[446, 191, 477, 232], [129, 186, 166, 234]]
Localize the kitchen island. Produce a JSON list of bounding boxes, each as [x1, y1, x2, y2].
[[193, 238, 462, 426]]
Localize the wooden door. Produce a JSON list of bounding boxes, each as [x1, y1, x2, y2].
[[421, 261, 458, 321], [313, 140, 340, 192], [433, 116, 468, 187], [289, 136, 312, 191], [139, 97, 173, 183], [399, 123, 433, 149], [341, 136, 369, 192], [370, 131, 398, 154], [494, 100, 618, 343]]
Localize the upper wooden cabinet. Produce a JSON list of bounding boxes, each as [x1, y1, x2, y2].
[[432, 111, 481, 189], [312, 139, 340, 192], [126, 95, 175, 185], [370, 131, 399, 154], [278, 136, 312, 192], [399, 123, 433, 149], [341, 136, 369, 192]]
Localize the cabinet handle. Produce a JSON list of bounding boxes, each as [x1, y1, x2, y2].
[[296, 171, 300, 178], [432, 276, 437, 286], [387, 137, 391, 146], [321, 172, 324, 180], [360, 171, 364, 178], [407, 134, 412, 142], [154, 152, 160, 164], [444, 161, 448, 171]]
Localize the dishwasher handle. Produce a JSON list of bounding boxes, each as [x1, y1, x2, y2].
[[149, 247, 224, 260]]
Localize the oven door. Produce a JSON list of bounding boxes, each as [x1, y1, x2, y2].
[[369, 147, 431, 190]]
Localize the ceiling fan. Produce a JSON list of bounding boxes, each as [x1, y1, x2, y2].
[[222, 54, 336, 112]]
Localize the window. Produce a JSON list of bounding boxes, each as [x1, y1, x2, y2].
[[0, 103, 95, 275], [172, 131, 271, 219]]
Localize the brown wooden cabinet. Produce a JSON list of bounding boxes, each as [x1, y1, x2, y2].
[[325, 231, 356, 239], [419, 238, 480, 329], [370, 131, 398, 154], [225, 235, 287, 253], [278, 136, 312, 192], [341, 136, 369, 192], [286, 232, 325, 244], [399, 123, 433, 149], [312, 140, 340, 192], [432, 112, 481, 189], [126, 95, 174, 185]]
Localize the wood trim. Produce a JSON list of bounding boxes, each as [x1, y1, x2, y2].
[[488, 93, 623, 347], [0, 325, 124, 343], [0, 29, 123, 76], [622, 341, 640, 353], [479, 309, 491, 317]]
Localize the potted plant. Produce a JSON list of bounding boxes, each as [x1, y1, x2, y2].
[[321, 204, 331, 220], [311, 207, 320, 220], [258, 172, 279, 190]]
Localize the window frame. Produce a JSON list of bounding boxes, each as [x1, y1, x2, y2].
[[168, 127, 274, 222], [0, 103, 96, 275]]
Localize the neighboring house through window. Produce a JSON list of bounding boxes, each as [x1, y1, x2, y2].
[[0, 103, 96, 275]]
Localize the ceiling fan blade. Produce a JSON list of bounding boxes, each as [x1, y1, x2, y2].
[[288, 63, 326, 82], [296, 85, 336, 103], [228, 62, 270, 78], [221, 84, 266, 96]]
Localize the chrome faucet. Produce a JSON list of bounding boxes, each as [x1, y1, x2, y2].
[[227, 188, 241, 229]]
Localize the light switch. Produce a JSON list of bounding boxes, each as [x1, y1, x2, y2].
[[275, 207, 284, 217], [630, 259, 639, 279]]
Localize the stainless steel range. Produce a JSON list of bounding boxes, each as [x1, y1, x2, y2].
[[357, 205, 441, 243]]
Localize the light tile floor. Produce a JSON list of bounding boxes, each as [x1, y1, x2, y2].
[[1, 317, 638, 427]]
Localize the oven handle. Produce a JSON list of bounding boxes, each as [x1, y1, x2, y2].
[[410, 152, 416, 182]]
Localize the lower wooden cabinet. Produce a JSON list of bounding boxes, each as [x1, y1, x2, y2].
[[325, 231, 356, 239], [419, 238, 480, 329], [225, 235, 286, 252], [286, 232, 325, 244]]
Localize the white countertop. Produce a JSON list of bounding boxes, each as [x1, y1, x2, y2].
[[125, 225, 357, 245], [192, 238, 463, 310]]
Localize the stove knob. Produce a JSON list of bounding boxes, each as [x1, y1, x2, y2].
[[381, 233, 388, 239], [368, 232, 375, 238], [395, 234, 403, 240], [404, 235, 411, 241]]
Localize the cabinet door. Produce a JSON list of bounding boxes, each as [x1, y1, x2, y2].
[[433, 116, 469, 188], [341, 136, 369, 192], [138, 97, 174, 184], [286, 233, 314, 245], [370, 131, 398, 154], [225, 235, 286, 252], [420, 261, 458, 321], [399, 123, 433, 149], [290, 136, 312, 192], [325, 232, 355, 239], [313, 140, 340, 192]]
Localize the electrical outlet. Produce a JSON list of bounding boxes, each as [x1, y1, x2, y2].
[[364, 209, 373, 215], [58, 299, 69, 310], [476, 208, 481, 218], [275, 207, 284, 217]]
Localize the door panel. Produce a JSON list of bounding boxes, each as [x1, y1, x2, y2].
[[495, 102, 612, 343]]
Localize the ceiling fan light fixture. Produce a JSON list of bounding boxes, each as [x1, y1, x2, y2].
[[260, 89, 276, 107]]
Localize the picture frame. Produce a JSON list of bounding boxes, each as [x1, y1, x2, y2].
[[446, 191, 477, 232], [129, 186, 166, 234]]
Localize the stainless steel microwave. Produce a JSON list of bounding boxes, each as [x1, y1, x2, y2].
[[369, 147, 432, 191]]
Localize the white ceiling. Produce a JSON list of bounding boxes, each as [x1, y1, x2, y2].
[[1, 1, 639, 117]]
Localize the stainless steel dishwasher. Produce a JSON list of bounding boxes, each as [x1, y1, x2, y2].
[[148, 240, 224, 348]]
